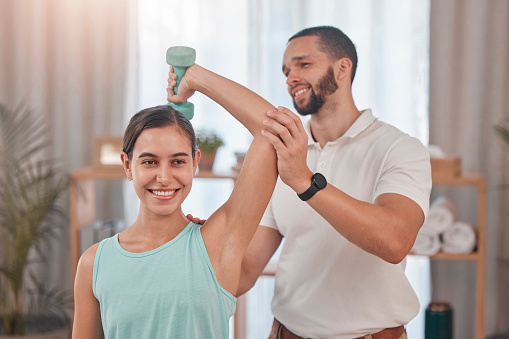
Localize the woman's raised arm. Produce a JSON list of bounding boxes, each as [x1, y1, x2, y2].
[[167, 64, 279, 293]]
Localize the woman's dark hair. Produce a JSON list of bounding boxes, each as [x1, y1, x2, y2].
[[123, 105, 196, 160], [289, 26, 358, 84]]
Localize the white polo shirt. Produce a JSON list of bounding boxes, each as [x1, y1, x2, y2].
[[260, 109, 432, 338]]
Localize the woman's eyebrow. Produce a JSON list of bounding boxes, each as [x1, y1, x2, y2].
[[138, 152, 158, 158], [138, 152, 190, 158]]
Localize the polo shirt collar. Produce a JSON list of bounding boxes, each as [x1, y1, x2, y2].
[[305, 109, 377, 146]]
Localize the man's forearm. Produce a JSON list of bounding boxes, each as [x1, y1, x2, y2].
[[306, 186, 424, 264]]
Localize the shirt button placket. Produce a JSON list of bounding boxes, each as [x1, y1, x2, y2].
[[317, 153, 329, 176]]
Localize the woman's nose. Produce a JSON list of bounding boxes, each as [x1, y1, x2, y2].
[[157, 167, 171, 186]]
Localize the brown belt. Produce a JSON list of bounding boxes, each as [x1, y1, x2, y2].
[[271, 319, 405, 339]]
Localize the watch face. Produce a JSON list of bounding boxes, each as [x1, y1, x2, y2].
[[313, 173, 327, 189]]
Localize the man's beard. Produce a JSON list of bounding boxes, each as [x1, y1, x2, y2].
[[293, 66, 338, 116]]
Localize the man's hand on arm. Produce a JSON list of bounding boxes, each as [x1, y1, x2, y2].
[[262, 106, 313, 193]]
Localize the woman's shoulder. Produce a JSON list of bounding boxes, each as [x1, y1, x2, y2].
[[77, 242, 101, 276]]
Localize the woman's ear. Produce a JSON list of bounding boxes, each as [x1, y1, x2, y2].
[[120, 152, 133, 181], [193, 149, 201, 176], [335, 57, 353, 82]]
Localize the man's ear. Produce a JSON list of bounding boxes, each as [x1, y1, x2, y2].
[[335, 57, 353, 82], [193, 149, 201, 176], [120, 152, 133, 180]]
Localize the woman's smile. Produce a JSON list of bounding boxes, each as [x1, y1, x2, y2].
[[148, 188, 180, 200]]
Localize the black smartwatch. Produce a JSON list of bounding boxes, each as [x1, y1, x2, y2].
[[297, 173, 327, 201]]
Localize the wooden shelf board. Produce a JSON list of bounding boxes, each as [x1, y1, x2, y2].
[[432, 174, 484, 185], [410, 252, 480, 261]]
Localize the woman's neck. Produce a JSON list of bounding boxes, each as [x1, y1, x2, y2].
[[120, 208, 190, 252]]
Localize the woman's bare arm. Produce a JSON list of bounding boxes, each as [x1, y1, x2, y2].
[[72, 244, 103, 338]]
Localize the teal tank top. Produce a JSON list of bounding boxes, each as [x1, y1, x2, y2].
[[92, 222, 236, 338]]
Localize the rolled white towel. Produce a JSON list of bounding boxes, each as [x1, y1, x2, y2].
[[441, 221, 477, 254], [421, 196, 458, 236], [412, 231, 441, 256]]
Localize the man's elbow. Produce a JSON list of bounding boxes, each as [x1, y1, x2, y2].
[[383, 238, 415, 264], [385, 251, 408, 265]]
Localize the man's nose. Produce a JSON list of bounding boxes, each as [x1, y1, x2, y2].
[[286, 70, 301, 87]]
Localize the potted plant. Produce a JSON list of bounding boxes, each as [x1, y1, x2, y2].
[[196, 129, 224, 171], [0, 104, 71, 338]]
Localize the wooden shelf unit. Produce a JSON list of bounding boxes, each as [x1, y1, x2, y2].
[[428, 173, 486, 339]]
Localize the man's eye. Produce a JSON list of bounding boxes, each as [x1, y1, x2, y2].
[[173, 159, 185, 165], [142, 160, 156, 165]]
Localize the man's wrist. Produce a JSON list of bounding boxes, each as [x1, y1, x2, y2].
[[292, 171, 314, 195], [295, 177, 313, 195], [297, 173, 327, 201]]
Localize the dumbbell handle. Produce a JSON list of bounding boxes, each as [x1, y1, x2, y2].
[[171, 66, 187, 97], [166, 46, 196, 120]]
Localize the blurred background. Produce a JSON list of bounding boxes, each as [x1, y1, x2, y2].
[[0, 0, 508, 338]]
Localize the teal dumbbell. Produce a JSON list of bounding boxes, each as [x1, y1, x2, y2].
[[166, 46, 196, 120]]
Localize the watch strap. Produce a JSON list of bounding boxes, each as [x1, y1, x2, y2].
[[297, 173, 326, 201], [297, 183, 320, 201]]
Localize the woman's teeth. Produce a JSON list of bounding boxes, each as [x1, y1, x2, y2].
[[152, 190, 176, 196]]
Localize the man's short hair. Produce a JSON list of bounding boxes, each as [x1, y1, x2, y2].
[[289, 26, 358, 83]]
